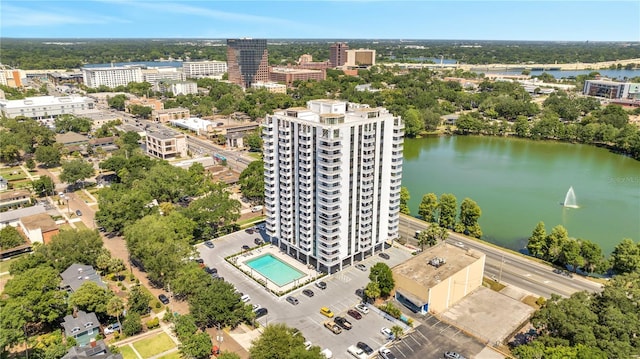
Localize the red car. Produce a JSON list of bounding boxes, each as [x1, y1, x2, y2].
[[347, 309, 362, 320]]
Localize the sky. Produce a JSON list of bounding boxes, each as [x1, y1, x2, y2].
[[1, 0, 639, 41]]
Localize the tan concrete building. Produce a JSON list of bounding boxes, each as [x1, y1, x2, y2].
[[145, 129, 187, 160], [125, 97, 164, 112], [19, 213, 59, 245], [345, 49, 376, 67], [392, 243, 485, 314], [269, 67, 326, 87], [153, 107, 190, 123]]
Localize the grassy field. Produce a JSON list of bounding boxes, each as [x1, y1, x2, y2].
[[74, 221, 89, 230], [0, 167, 27, 180], [157, 352, 181, 359], [75, 190, 95, 203], [132, 333, 176, 358], [119, 345, 138, 359]]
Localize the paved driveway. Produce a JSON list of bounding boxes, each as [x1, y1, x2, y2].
[[197, 232, 414, 358]]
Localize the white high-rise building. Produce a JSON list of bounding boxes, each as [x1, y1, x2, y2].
[[82, 66, 143, 88], [182, 61, 228, 79], [263, 99, 404, 273]]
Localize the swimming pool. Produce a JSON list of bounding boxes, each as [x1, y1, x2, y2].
[[246, 254, 305, 287]]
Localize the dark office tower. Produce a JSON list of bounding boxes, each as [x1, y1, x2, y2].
[[226, 38, 269, 88], [329, 42, 349, 67]]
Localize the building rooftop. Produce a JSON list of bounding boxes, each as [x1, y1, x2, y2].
[[56, 132, 89, 144], [60, 264, 106, 292], [393, 244, 484, 297], [62, 311, 100, 338], [270, 67, 323, 74], [0, 189, 31, 202], [63, 340, 123, 359], [20, 213, 58, 232], [0, 205, 47, 224], [147, 129, 183, 140], [0, 96, 93, 109]]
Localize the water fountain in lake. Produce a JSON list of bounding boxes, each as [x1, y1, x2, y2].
[[562, 186, 579, 208]]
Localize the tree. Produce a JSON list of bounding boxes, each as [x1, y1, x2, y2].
[[32, 175, 55, 197], [403, 108, 425, 137], [54, 115, 92, 134], [438, 193, 457, 229], [249, 323, 322, 359], [0, 299, 28, 351], [107, 94, 127, 111], [106, 297, 125, 334], [59, 159, 95, 187], [189, 280, 253, 329], [120, 131, 141, 150], [96, 187, 154, 234], [527, 222, 547, 259], [34, 145, 61, 167], [171, 263, 212, 300], [25, 158, 35, 170], [181, 182, 241, 239], [244, 129, 263, 152], [180, 332, 212, 359], [40, 229, 108, 272], [68, 282, 112, 316], [544, 225, 569, 263], [0, 226, 25, 250], [390, 325, 404, 340], [559, 239, 584, 272], [0, 144, 21, 163], [610, 238, 640, 274], [127, 285, 152, 315], [458, 198, 482, 238], [579, 240, 604, 273], [128, 104, 152, 119], [418, 193, 438, 222], [122, 312, 142, 337], [399, 187, 410, 215], [238, 160, 265, 205], [369, 262, 395, 297], [364, 281, 381, 301]]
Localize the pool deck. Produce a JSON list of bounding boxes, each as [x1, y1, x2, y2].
[[231, 245, 322, 294]]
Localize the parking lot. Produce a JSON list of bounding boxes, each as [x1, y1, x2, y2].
[[197, 229, 415, 358]]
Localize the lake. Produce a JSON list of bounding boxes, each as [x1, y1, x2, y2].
[[402, 136, 640, 254]]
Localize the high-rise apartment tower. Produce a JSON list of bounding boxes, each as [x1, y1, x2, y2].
[[226, 38, 269, 88], [329, 42, 349, 67], [263, 100, 404, 273]]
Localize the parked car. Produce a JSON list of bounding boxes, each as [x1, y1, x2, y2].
[[303, 341, 313, 350], [254, 237, 263, 245], [320, 307, 334, 318], [302, 289, 315, 297], [245, 228, 255, 234], [255, 307, 268, 318], [444, 352, 466, 359], [286, 296, 299, 305], [323, 321, 342, 334], [356, 342, 374, 355], [315, 281, 327, 290], [204, 240, 215, 248], [334, 316, 352, 330], [242, 245, 251, 251], [347, 345, 367, 359], [355, 288, 365, 299], [379, 348, 396, 359], [204, 267, 217, 274], [378, 252, 390, 260], [158, 294, 170, 304], [355, 263, 367, 271], [75, 209, 82, 216], [381, 327, 394, 339], [355, 303, 369, 314], [104, 323, 120, 335], [347, 309, 362, 320], [241, 294, 251, 303]]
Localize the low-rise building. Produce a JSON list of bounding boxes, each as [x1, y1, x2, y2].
[[89, 137, 118, 152], [392, 243, 485, 314], [142, 67, 185, 86], [170, 117, 215, 135], [19, 213, 59, 245], [145, 129, 187, 159], [0, 205, 47, 229], [125, 97, 163, 112], [74, 110, 122, 130], [153, 107, 191, 123], [62, 311, 101, 347], [155, 80, 198, 96], [48, 72, 84, 86], [0, 189, 32, 210], [0, 96, 95, 120], [250, 81, 287, 94], [583, 79, 640, 100], [269, 67, 326, 87], [60, 264, 106, 293], [63, 339, 123, 359], [56, 132, 89, 147]]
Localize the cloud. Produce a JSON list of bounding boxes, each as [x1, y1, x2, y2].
[[1, 4, 130, 27]]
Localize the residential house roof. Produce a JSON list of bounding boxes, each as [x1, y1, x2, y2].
[[20, 213, 58, 233], [56, 132, 89, 145], [62, 311, 100, 338], [60, 264, 106, 292], [0, 205, 46, 224], [63, 340, 123, 359]]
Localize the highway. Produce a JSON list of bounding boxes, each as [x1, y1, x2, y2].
[[399, 215, 604, 298]]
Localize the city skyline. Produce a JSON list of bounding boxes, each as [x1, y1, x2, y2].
[[1, 1, 639, 42]]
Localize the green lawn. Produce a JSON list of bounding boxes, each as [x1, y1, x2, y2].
[[132, 333, 175, 358], [119, 345, 139, 359], [74, 221, 88, 230], [157, 351, 181, 359], [0, 255, 26, 273]]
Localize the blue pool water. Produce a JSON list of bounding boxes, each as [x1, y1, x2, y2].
[[246, 254, 305, 286]]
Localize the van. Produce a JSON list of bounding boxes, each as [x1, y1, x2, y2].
[[251, 205, 263, 213], [415, 230, 422, 238], [240, 294, 251, 303]]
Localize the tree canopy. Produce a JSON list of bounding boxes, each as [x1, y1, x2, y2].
[[249, 323, 324, 359]]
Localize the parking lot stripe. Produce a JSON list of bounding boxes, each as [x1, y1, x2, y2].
[[398, 339, 414, 352], [415, 330, 428, 342]]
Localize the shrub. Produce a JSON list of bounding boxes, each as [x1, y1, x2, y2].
[[146, 317, 160, 329], [155, 302, 162, 309], [535, 296, 546, 306], [122, 312, 142, 336]]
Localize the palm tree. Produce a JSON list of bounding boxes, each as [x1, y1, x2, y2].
[[106, 296, 125, 334], [390, 325, 404, 341]]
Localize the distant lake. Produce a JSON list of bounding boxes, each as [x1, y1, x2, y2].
[[486, 69, 639, 80], [402, 136, 640, 255], [84, 61, 184, 68]]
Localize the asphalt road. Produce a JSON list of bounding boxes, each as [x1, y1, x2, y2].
[[399, 215, 604, 298], [185, 135, 252, 172]]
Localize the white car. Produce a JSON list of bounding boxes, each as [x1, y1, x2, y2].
[[355, 303, 369, 314], [303, 341, 312, 350], [252, 304, 261, 312], [379, 348, 396, 359], [381, 327, 394, 339], [241, 294, 251, 303]]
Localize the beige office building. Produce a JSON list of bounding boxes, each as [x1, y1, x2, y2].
[[345, 49, 376, 67], [392, 243, 485, 314]]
